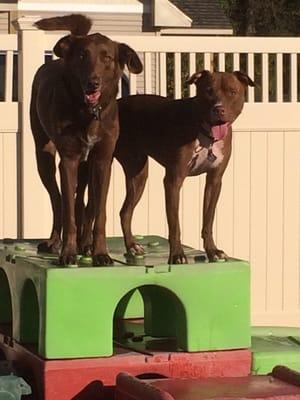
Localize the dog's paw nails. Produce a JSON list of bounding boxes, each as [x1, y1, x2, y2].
[[82, 245, 92, 256], [59, 254, 77, 265], [129, 243, 145, 256], [169, 253, 188, 265], [124, 243, 145, 260], [207, 249, 228, 262], [93, 254, 114, 266], [207, 252, 218, 262], [218, 251, 228, 261]]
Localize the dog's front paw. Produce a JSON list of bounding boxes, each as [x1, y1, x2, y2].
[[93, 254, 114, 266], [127, 242, 145, 256], [206, 248, 228, 262], [78, 244, 92, 256], [168, 251, 188, 265], [59, 253, 77, 265], [38, 239, 61, 254], [78, 234, 93, 256]]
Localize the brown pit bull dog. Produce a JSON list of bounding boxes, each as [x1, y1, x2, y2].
[[115, 70, 254, 263], [30, 14, 142, 265]]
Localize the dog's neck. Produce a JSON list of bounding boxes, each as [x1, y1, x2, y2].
[[62, 72, 118, 161], [187, 98, 215, 142], [81, 100, 117, 161], [198, 120, 214, 140], [189, 98, 231, 163]]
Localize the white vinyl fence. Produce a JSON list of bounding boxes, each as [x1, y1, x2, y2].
[[0, 18, 300, 326]]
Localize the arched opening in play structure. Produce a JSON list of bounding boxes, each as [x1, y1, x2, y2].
[[20, 279, 39, 347], [113, 285, 187, 352], [0, 268, 12, 336]]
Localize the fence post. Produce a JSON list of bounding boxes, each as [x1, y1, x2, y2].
[[15, 16, 51, 238]]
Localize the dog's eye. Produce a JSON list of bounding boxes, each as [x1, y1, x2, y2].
[[230, 89, 237, 96]]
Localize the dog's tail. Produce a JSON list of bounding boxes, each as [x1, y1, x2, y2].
[[35, 14, 92, 36]]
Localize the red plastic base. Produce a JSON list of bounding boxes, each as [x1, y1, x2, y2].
[[115, 373, 300, 400], [0, 331, 251, 400]]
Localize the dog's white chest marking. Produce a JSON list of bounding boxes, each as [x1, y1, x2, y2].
[[188, 139, 224, 176], [81, 119, 102, 161]]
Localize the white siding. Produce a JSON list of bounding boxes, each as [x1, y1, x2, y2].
[[0, 12, 9, 33]]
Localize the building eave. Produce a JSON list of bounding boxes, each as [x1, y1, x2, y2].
[[153, 0, 192, 28], [160, 27, 233, 35], [0, 2, 17, 11], [17, 1, 144, 13]]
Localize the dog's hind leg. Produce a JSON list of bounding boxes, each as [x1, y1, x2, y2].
[[35, 145, 62, 254], [119, 155, 149, 256]]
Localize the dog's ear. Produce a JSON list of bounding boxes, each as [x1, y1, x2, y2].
[[53, 35, 73, 58], [233, 71, 255, 87], [118, 43, 143, 74], [186, 70, 211, 85]]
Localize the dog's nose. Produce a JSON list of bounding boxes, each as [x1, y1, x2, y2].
[[86, 78, 100, 92], [213, 104, 225, 118]]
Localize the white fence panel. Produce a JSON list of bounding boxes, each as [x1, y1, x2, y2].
[[0, 34, 18, 238], [0, 28, 299, 326]]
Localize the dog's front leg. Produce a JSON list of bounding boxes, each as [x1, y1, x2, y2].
[[79, 174, 95, 256], [202, 170, 228, 262], [164, 170, 187, 264], [90, 142, 114, 266], [59, 154, 81, 265], [75, 161, 91, 254]]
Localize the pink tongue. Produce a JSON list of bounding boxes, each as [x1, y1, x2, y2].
[[211, 123, 231, 140], [85, 91, 101, 105]]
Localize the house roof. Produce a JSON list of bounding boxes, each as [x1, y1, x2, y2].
[[169, 0, 232, 29]]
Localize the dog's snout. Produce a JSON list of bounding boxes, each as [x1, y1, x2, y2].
[[213, 104, 225, 118], [86, 77, 101, 92]]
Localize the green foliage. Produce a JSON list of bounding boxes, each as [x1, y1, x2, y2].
[[165, 2, 300, 100], [219, 0, 300, 35], [166, 53, 206, 99], [218, 1, 300, 101]]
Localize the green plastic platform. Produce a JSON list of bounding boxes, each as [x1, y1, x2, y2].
[[251, 327, 300, 374], [0, 236, 250, 359]]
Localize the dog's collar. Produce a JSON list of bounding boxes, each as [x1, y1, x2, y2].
[[204, 137, 217, 163], [207, 143, 217, 163], [88, 103, 102, 121], [198, 124, 217, 163], [199, 121, 214, 140]]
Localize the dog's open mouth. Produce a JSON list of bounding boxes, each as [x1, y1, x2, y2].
[[211, 122, 231, 141], [85, 89, 101, 105]]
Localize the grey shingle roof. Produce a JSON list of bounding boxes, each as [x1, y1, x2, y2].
[[170, 0, 232, 29]]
